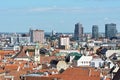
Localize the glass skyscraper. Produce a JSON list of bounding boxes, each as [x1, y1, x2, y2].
[[92, 25, 99, 39], [105, 23, 117, 38], [74, 23, 83, 41]]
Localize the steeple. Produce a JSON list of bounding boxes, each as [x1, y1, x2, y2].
[[34, 42, 40, 63]]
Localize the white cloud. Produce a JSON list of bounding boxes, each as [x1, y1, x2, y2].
[[104, 17, 109, 21], [28, 7, 120, 14], [1, 7, 120, 14], [29, 7, 91, 13], [29, 7, 54, 12]]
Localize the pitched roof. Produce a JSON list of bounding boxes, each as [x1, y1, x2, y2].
[[78, 56, 93, 61], [0, 50, 15, 55], [13, 46, 35, 58], [69, 52, 82, 60], [4, 64, 18, 71], [0, 69, 5, 74], [25, 76, 57, 80], [40, 56, 56, 64], [20, 66, 101, 80], [50, 67, 100, 80]]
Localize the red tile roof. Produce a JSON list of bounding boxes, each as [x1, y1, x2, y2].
[[106, 78, 111, 80], [24, 67, 101, 80], [25, 76, 57, 80], [50, 67, 101, 80], [14, 46, 35, 58], [40, 56, 56, 64], [9, 70, 27, 80], [4, 64, 18, 71], [0, 50, 15, 55], [0, 69, 5, 73]]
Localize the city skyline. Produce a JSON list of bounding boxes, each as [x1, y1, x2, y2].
[[0, 0, 120, 33]]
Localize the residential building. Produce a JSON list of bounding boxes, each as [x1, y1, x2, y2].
[[106, 50, 120, 58], [90, 58, 104, 68], [73, 55, 93, 66], [92, 25, 99, 39], [19, 37, 30, 44], [105, 23, 117, 38], [10, 36, 30, 45], [74, 23, 83, 41], [59, 36, 70, 49], [56, 61, 69, 71], [10, 37, 19, 45]]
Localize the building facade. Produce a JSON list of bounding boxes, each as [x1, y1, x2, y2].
[[75, 56, 93, 67], [59, 36, 70, 49], [92, 25, 99, 39], [74, 23, 83, 41], [105, 23, 117, 38], [30, 29, 44, 43], [19, 37, 30, 44]]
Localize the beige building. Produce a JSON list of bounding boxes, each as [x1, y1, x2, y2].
[[59, 36, 70, 49], [30, 29, 44, 43], [57, 61, 69, 71]]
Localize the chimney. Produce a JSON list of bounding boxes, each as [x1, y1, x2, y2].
[[89, 69, 91, 76], [17, 66, 20, 71]]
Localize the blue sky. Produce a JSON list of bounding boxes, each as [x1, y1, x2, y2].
[[0, 0, 120, 33]]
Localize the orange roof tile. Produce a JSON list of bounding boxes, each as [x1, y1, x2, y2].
[[20, 67, 101, 80], [4, 64, 18, 71], [13, 46, 35, 58], [0, 50, 15, 55], [9, 70, 27, 80], [25, 76, 57, 80], [40, 56, 56, 64], [0, 69, 5, 73], [106, 78, 111, 80], [50, 67, 101, 80]]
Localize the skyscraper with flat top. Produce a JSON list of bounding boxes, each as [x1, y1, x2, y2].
[[105, 23, 117, 38], [92, 25, 99, 39], [74, 23, 83, 41], [30, 29, 44, 43]]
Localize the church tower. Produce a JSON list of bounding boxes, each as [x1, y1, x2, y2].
[[34, 43, 40, 63]]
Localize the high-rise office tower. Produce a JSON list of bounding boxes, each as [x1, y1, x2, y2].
[[105, 23, 117, 38], [30, 29, 44, 43], [51, 30, 56, 36], [92, 25, 99, 39], [74, 23, 83, 41]]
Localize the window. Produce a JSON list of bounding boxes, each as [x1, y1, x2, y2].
[[91, 62, 95, 67]]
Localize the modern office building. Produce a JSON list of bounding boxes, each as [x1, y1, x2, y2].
[[10, 37, 19, 45], [74, 23, 83, 41], [10, 36, 30, 45], [30, 29, 44, 43], [105, 23, 117, 38], [19, 37, 30, 44], [92, 25, 99, 39]]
